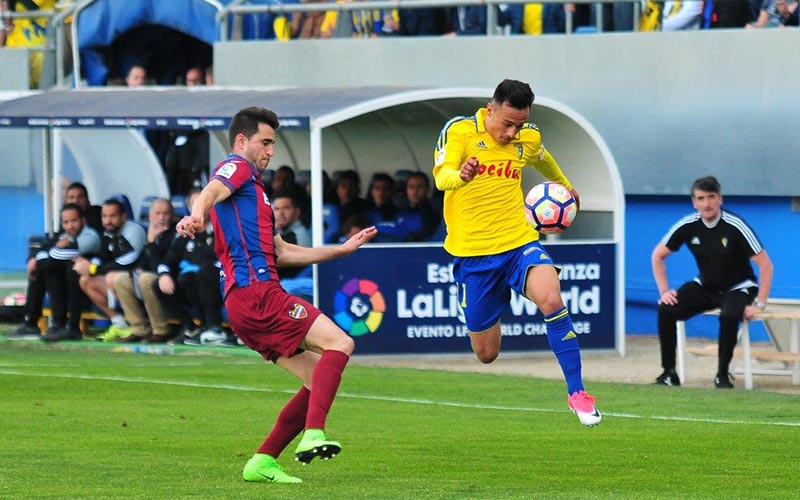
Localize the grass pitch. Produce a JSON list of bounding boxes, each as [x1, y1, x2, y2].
[[1, 333, 798, 500]]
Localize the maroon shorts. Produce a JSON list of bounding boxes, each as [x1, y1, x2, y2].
[[225, 280, 322, 363]]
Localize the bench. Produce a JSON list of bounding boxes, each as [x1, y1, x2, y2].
[[676, 301, 800, 390], [38, 308, 229, 336]]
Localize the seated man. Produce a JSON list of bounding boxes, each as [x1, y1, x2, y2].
[[366, 173, 398, 225], [73, 198, 146, 338], [8, 204, 101, 341], [64, 181, 102, 233], [111, 198, 175, 343], [272, 191, 313, 301], [373, 171, 441, 242], [652, 176, 773, 389], [157, 190, 230, 346]]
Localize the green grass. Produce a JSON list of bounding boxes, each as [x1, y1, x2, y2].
[[1, 333, 798, 500]]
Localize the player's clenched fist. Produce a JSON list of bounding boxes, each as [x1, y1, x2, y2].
[[460, 157, 479, 183], [176, 215, 203, 239]]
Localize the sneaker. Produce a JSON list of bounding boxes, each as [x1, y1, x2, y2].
[[242, 453, 302, 483], [184, 326, 228, 346], [294, 429, 342, 464], [714, 372, 734, 389], [6, 324, 42, 340], [567, 390, 602, 427], [43, 326, 82, 342], [655, 369, 681, 387], [99, 324, 132, 342]]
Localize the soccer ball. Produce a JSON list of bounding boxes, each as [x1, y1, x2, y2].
[[3, 292, 26, 307], [524, 182, 578, 234]]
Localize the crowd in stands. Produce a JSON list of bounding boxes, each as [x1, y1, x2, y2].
[[2, 1, 799, 58]]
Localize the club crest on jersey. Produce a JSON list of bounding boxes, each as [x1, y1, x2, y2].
[[691, 237, 701, 245], [288, 303, 308, 320], [263, 192, 270, 205], [514, 144, 524, 159], [217, 162, 237, 179], [721, 237, 728, 248]]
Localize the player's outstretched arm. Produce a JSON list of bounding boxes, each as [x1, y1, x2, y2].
[[275, 226, 377, 267]]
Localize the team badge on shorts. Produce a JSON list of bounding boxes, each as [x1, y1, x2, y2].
[[288, 303, 308, 320]]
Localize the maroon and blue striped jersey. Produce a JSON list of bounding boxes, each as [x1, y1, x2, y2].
[[209, 154, 279, 296]]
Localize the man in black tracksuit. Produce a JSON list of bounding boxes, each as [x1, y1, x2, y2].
[[651, 176, 774, 389]]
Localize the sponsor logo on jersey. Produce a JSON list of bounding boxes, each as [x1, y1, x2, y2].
[[477, 160, 520, 180], [217, 162, 237, 179], [476, 140, 487, 149], [721, 237, 728, 248], [691, 237, 701, 245], [288, 303, 308, 320]]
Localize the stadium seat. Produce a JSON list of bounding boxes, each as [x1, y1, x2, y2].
[[171, 194, 189, 217], [110, 193, 134, 221]]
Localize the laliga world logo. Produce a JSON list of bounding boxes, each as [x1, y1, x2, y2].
[[333, 278, 385, 337]]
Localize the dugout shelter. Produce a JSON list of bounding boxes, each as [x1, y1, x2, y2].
[[0, 86, 626, 355]]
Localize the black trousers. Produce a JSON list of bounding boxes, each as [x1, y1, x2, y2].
[[157, 264, 223, 328], [658, 281, 757, 375], [41, 258, 86, 330], [24, 258, 86, 330]]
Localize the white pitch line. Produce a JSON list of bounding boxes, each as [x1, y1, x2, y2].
[[2, 369, 799, 428]]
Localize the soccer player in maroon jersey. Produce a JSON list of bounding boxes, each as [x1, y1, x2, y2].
[[177, 107, 376, 484]]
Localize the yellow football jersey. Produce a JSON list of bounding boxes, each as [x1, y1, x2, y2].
[[432, 107, 572, 257]]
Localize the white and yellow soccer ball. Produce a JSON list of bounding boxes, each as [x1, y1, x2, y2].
[[524, 182, 578, 234]]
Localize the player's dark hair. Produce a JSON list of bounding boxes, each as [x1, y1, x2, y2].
[[692, 176, 721, 196], [102, 198, 126, 217], [66, 182, 89, 199], [61, 202, 84, 218], [492, 79, 535, 110], [228, 107, 280, 147]]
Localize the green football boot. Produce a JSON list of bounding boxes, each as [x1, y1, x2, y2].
[[242, 453, 302, 483], [294, 429, 341, 464]]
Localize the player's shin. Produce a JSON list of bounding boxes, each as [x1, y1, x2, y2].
[[544, 307, 584, 394]]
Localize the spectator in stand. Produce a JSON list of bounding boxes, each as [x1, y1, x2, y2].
[[65, 182, 102, 232], [662, 1, 703, 30], [449, 4, 524, 35], [339, 213, 371, 242], [269, 165, 310, 221], [108, 198, 175, 343], [73, 198, 146, 339], [335, 169, 369, 230], [746, 0, 798, 27], [7, 204, 101, 341], [542, 4, 593, 33], [290, 0, 332, 39], [0, 1, 10, 47], [184, 66, 204, 85], [398, 7, 453, 35], [350, 2, 399, 37], [205, 65, 214, 85], [125, 64, 148, 87], [158, 190, 229, 346], [709, 0, 752, 27], [366, 173, 398, 225]]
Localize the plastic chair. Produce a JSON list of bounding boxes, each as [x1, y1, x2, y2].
[[171, 194, 189, 217]]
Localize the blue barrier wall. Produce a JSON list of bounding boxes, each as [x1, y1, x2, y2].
[[625, 195, 799, 342], [0, 187, 43, 274]]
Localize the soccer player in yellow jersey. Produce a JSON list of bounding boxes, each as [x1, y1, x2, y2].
[[433, 79, 601, 426]]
